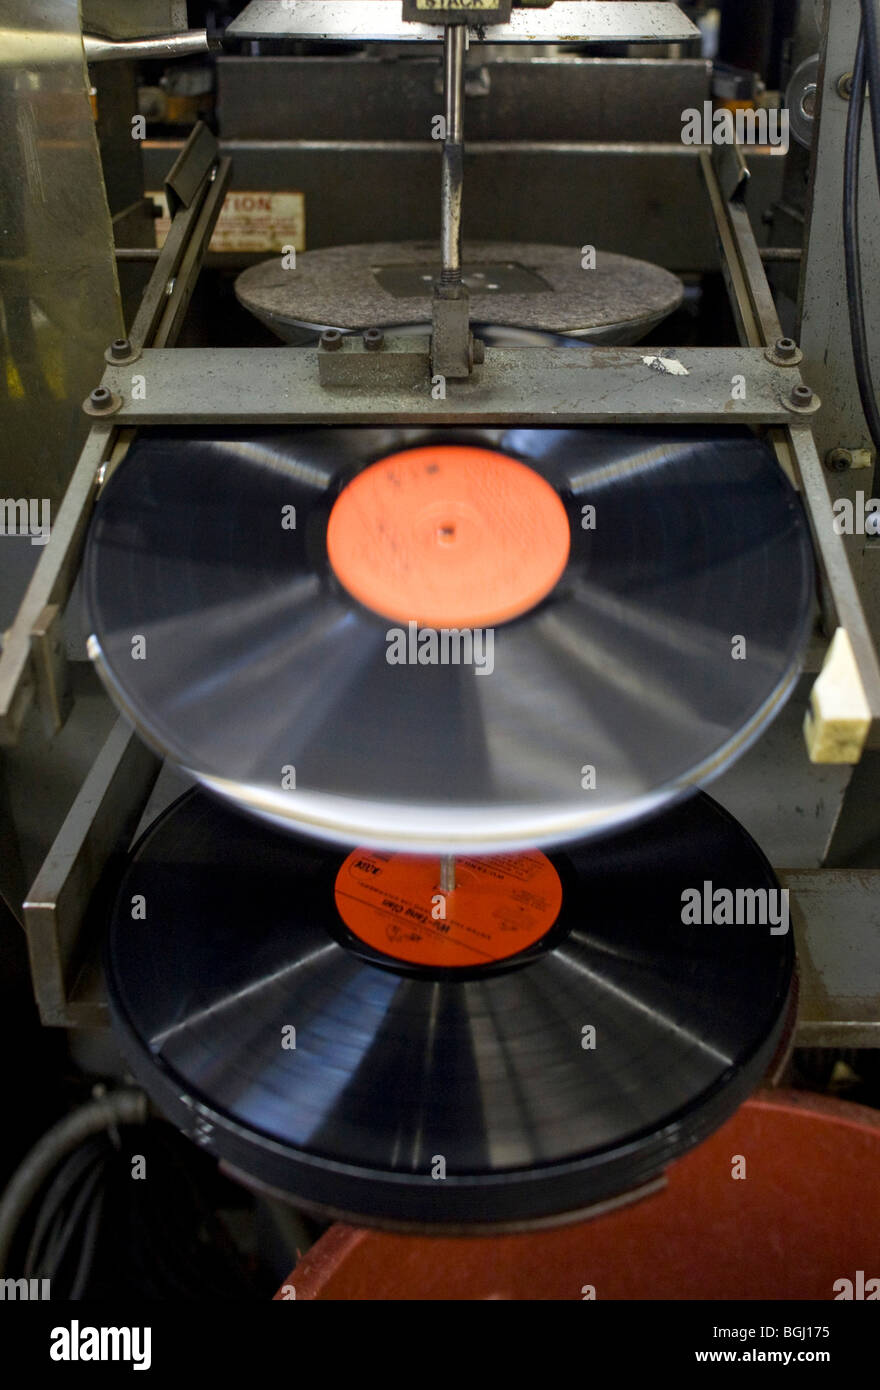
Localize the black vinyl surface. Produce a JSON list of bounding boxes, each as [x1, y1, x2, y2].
[[84, 425, 814, 853], [105, 788, 794, 1227]]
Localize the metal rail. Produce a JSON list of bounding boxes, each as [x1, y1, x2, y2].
[[0, 124, 226, 746]]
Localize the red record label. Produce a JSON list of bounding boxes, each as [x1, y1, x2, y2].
[[334, 849, 563, 968]]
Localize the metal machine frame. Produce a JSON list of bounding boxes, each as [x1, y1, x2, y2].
[[1, 1, 878, 1045]]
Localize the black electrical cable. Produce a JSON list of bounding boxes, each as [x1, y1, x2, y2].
[[861, 0, 880, 188], [843, 21, 880, 491], [43, 1159, 107, 1292], [23, 1140, 105, 1279], [69, 1187, 106, 1301]]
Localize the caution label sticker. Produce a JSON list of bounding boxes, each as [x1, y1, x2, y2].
[[149, 190, 305, 253]]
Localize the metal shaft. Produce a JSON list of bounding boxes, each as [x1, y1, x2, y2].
[[83, 30, 213, 62], [440, 25, 466, 285], [440, 855, 456, 894]]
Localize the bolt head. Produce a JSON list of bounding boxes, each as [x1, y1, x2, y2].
[[826, 448, 851, 472], [89, 386, 111, 404], [363, 328, 384, 352], [109, 337, 132, 361], [792, 384, 814, 406], [320, 329, 343, 351], [775, 336, 797, 360]]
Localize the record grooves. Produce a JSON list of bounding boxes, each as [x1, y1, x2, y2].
[[84, 424, 815, 853], [105, 788, 795, 1228]]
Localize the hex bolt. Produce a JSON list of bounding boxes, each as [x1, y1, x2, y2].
[[89, 386, 112, 406], [109, 337, 132, 361], [775, 337, 798, 361], [363, 328, 384, 352], [320, 329, 343, 351], [791, 384, 814, 407]]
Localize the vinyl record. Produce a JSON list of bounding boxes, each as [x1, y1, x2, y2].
[[104, 788, 794, 1229], [234, 240, 684, 344], [84, 425, 814, 853]]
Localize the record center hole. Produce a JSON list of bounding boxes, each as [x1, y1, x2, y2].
[[437, 522, 457, 546]]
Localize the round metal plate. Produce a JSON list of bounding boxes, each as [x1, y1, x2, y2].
[[235, 241, 684, 344]]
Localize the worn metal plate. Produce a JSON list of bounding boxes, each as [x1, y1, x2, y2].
[[100, 345, 810, 425], [236, 241, 683, 343], [373, 260, 551, 297], [227, 1, 699, 43]]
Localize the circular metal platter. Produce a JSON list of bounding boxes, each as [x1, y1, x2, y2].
[[234, 241, 684, 344], [104, 787, 795, 1229], [84, 425, 814, 854]]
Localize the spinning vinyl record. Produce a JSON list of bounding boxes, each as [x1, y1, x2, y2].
[[84, 425, 814, 852], [105, 788, 794, 1229]]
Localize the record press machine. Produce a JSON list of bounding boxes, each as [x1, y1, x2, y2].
[[2, 0, 880, 1234]]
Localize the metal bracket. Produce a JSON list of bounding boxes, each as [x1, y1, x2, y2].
[[319, 334, 432, 387], [30, 605, 72, 738], [700, 144, 880, 758], [23, 719, 161, 1028], [431, 287, 478, 379], [164, 119, 218, 217], [402, 0, 512, 23]]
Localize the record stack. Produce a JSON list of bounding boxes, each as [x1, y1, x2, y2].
[[83, 420, 814, 1230]]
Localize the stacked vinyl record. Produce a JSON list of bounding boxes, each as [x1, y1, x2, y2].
[[85, 420, 814, 1228]]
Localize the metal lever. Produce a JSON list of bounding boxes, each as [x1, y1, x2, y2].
[[431, 26, 476, 379]]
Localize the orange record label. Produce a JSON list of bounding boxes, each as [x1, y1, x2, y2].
[[334, 850, 563, 968], [326, 445, 571, 629]]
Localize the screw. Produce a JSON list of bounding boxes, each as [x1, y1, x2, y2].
[[363, 327, 384, 352], [89, 386, 111, 406], [109, 337, 132, 361], [791, 384, 814, 407], [775, 336, 797, 360], [320, 329, 343, 351], [826, 448, 852, 472], [837, 72, 854, 100]]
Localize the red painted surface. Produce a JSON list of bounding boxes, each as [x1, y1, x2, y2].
[[275, 1092, 880, 1301]]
